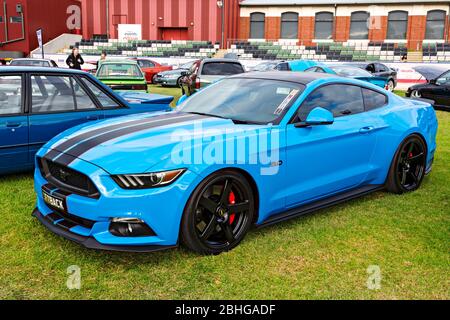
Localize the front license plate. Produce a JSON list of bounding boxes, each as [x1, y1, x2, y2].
[[42, 189, 66, 212]]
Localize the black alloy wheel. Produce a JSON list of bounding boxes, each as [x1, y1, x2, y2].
[[180, 170, 255, 254], [386, 134, 427, 193]]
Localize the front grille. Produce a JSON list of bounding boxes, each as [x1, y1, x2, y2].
[[46, 211, 96, 229], [108, 84, 133, 90], [39, 157, 100, 199]]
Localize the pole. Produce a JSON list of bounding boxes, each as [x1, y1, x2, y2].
[[221, 0, 225, 49], [3, 0, 8, 42], [106, 0, 110, 38]]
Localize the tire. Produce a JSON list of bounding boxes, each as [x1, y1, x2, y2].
[[386, 134, 427, 194], [387, 79, 395, 91], [180, 170, 255, 255], [176, 77, 182, 88], [411, 90, 421, 98]]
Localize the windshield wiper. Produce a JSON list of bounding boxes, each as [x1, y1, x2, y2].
[[185, 111, 228, 120], [231, 119, 265, 125], [186, 112, 264, 125]]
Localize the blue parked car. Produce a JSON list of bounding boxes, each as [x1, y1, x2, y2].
[[305, 63, 388, 89], [0, 67, 173, 174], [33, 72, 437, 254]]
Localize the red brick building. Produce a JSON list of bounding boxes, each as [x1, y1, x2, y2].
[[0, 0, 79, 57], [238, 0, 450, 48], [79, 0, 242, 45]]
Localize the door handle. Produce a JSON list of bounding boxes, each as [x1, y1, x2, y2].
[[86, 115, 99, 121], [6, 122, 21, 128], [359, 126, 375, 134]]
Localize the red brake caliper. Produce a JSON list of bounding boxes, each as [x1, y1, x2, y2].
[[228, 191, 236, 225]]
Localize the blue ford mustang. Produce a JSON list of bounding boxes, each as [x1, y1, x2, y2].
[[33, 72, 437, 254], [0, 67, 173, 175]]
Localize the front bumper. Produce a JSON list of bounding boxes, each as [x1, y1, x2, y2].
[[156, 77, 179, 86], [33, 150, 201, 251], [33, 208, 176, 252]]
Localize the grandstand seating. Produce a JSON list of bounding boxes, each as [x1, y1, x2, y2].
[[64, 38, 220, 58], [226, 41, 416, 62], [63, 37, 450, 63], [422, 43, 450, 62]]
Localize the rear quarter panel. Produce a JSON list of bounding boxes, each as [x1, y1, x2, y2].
[[367, 95, 437, 184]]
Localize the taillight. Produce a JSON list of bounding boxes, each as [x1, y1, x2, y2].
[[195, 77, 201, 89], [132, 84, 147, 91]]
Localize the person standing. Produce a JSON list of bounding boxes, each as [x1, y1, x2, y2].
[[66, 47, 84, 70]]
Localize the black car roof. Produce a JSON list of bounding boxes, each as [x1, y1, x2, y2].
[[229, 71, 336, 84]]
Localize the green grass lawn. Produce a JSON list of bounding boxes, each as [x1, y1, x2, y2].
[[0, 87, 448, 299]]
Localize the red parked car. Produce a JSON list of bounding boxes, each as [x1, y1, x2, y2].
[[130, 58, 173, 84]]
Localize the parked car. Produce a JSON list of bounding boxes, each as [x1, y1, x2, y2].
[[0, 66, 173, 174], [130, 58, 173, 84], [306, 64, 388, 89], [32, 72, 437, 254], [96, 60, 148, 92], [288, 59, 323, 72], [9, 58, 58, 68], [153, 60, 198, 87], [346, 62, 397, 91], [251, 60, 291, 71], [180, 58, 245, 97], [406, 66, 450, 111]]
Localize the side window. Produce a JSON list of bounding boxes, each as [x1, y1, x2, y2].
[[297, 84, 364, 121], [362, 88, 388, 111], [138, 60, 155, 68], [375, 63, 388, 73], [276, 63, 290, 71], [366, 64, 375, 73], [0, 75, 22, 115], [31, 75, 76, 113], [73, 79, 98, 110], [79, 77, 120, 108]]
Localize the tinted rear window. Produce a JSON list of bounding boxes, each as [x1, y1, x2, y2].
[[10, 60, 50, 67], [362, 88, 388, 111], [201, 62, 244, 76]]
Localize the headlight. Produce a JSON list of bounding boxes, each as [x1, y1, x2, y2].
[[165, 74, 179, 79], [112, 169, 186, 189]]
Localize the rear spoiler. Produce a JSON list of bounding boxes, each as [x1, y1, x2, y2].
[[405, 97, 435, 106]]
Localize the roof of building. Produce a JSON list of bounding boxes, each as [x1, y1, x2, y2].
[[240, 0, 449, 5]]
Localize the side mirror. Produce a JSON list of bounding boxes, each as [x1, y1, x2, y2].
[[295, 107, 334, 128], [429, 79, 437, 85]]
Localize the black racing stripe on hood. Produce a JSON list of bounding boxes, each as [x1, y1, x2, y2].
[[53, 114, 205, 166], [45, 112, 185, 160]]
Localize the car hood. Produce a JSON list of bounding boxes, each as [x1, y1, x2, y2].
[[413, 66, 449, 80], [43, 112, 264, 174], [117, 92, 174, 105]]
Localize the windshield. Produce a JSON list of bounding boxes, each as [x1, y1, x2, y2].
[[10, 60, 50, 67], [97, 63, 143, 78], [253, 62, 277, 71], [330, 66, 372, 77], [180, 61, 195, 69], [201, 62, 244, 76], [178, 78, 304, 124]]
